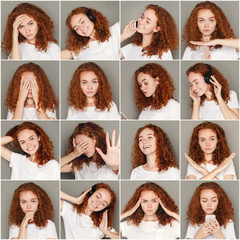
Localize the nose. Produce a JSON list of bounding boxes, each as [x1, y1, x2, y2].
[[204, 21, 209, 28], [206, 140, 210, 147], [147, 202, 152, 208], [207, 201, 212, 207], [27, 203, 32, 209], [27, 141, 32, 148], [87, 84, 93, 90], [25, 26, 31, 34]]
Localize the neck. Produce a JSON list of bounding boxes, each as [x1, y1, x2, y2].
[[202, 35, 211, 42], [144, 153, 158, 170], [204, 153, 213, 162], [143, 214, 158, 221], [29, 154, 36, 163], [25, 98, 35, 107], [86, 97, 96, 107], [204, 88, 212, 100], [89, 30, 96, 41], [26, 38, 36, 45], [142, 34, 153, 48], [85, 205, 93, 216]]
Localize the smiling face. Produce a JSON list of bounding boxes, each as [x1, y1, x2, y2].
[[197, 9, 217, 37], [188, 72, 210, 97], [138, 128, 157, 156], [21, 71, 36, 99], [18, 15, 38, 44], [137, 72, 159, 98], [74, 134, 96, 158], [17, 129, 40, 156], [200, 189, 219, 215], [137, 8, 160, 35], [70, 13, 95, 39], [87, 188, 111, 212], [80, 71, 99, 100], [19, 190, 39, 214], [140, 190, 159, 216], [198, 128, 218, 155]]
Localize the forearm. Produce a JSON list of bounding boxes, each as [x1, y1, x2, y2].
[[12, 101, 24, 119], [61, 152, 76, 168], [217, 39, 239, 49], [121, 33, 129, 43], [36, 107, 53, 120], [120, 212, 129, 221], [200, 168, 219, 180], [213, 231, 225, 239], [105, 230, 119, 239], [1, 136, 14, 145], [10, 37, 21, 60], [18, 223, 27, 239], [191, 104, 200, 119], [61, 49, 73, 59], [60, 191, 77, 204], [170, 212, 180, 221], [218, 98, 239, 119]]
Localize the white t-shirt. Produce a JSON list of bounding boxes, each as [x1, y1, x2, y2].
[[182, 45, 239, 60], [67, 102, 119, 120], [199, 90, 239, 120], [121, 219, 180, 239], [7, 107, 57, 120], [61, 201, 106, 239], [138, 99, 180, 120], [121, 43, 173, 60], [72, 23, 119, 60], [186, 161, 236, 180], [10, 152, 59, 180], [185, 221, 236, 239], [73, 162, 118, 180], [9, 42, 60, 60], [130, 166, 180, 180], [9, 220, 58, 239]]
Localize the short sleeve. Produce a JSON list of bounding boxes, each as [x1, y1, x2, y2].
[[169, 167, 180, 179], [182, 47, 191, 60], [227, 90, 239, 109], [67, 106, 76, 120], [48, 160, 60, 180], [109, 102, 120, 120], [9, 152, 22, 168], [186, 163, 198, 179], [130, 169, 137, 180], [169, 100, 180, 119], [223, 221, 236, 239], [61, 200, 73, 217], [121, 44, 131, 59], [185, 224, 196, 239], [120, 221, 128, 238], [9, 225, 19, 239], [223, 161, 237, 179], [46, 109, 57, 120], [46, 220, 58, 239], [7, 110, 14, 120]]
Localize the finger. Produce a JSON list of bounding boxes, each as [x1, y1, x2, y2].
[[83, 187, 92, 196], [116, 133, 120, 148], [106, 132, 110, 148], [96, 147, 105, 159], [111, 130, 116, 147], [73, 138, 76, 147]]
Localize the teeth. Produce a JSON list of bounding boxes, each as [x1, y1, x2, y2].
[[83, 28, 88, 34], [139, 24, 144, 29], [92, 202, 97, 208], [27, 146, 34, 151], [143, 146, 150, 149]]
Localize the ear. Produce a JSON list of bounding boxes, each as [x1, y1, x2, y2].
[[154, 77, 159, 85], [73, 138, 76, 147], [153, 26, 161, 33], [38, 137, 40, 142]]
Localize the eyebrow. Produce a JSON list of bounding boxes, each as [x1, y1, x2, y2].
[[99, 192, 109, 205], [73, 18, 83, 29], [19, 20, 34, 26], [142, 198, 158, 201], [199, 135, 216, 139], [142, 13, 152, 22], [81, 77, 98, 81], [201, 197, 218, 200], [19, 135, 35, 142], [198, 16, 215, 20], [20, 198, 37, 201], [139, 133, 154, 138]]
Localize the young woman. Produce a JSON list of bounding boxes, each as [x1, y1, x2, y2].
[[187, 63, 239, 120], [66, 62, 119, 120], [2, 3, 59, 60], [9, 182, 58, 239], [1, 122, 59, 180], [61, 122, 119, 180], [130, 124, 179, 180], [185, 121, 236, 180], [134, 63, 180, 120], [121, 4, 178, 60], [5, 62, 59, 120], [61, 183, 119, 239], [121, 182, 180, 239], [185, 182, 236, 239], [61, 7, 119, 59], [182, 1, 239, 60]]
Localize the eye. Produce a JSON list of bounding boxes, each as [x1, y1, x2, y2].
[[81, 20, 85, 24], [102, 202, 107, 207], [20, 141, 26, 145], [29, 22, 33, 25], [32, 200, 36, 203], [210, 19, 215, 22], [152, 199, 157, 202], [212, 200, 217, 203], [30, 137, 35, 141], [93, 80, 98, 84], [146, 20, 150, 24], [148, 136, 152, 139], [202, 200, 207, 203], [21, 200, 26, 204], [139, 138, 143, 142], [210, 138, 215, 141], [143, 200, 147, 203], [96, 194, 100, 199], [19, 25, 24, 29], [81, 81, 87, 85], [199, 19, 204, 23]]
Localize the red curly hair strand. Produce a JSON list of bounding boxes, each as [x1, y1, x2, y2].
[[5, 62, 58, 113], [72, 183, 116, 228], [65, 7, 111, 55], [131, 4, 179, 59], [187, 182, 234, 227], [188, 121, 230, 165], [67, 62, 113, 111], [6, 122, 55, 166], [134, 63, 175, 111], [183, 1, 235, 50], [122, 182, 178, 226], [9, 182, 54, 227], [67, 122, 107, 171], [2, 3, 57, 54], [187, 63, 230, 107], [132, 124, 177, 172]]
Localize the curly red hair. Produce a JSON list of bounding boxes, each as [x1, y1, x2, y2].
[[67, 122, 107, 171], [72, 183, 116, 228], [2, 3, 57, 54], [187, 182, 234, 227], [132, 124, 177, 172], [6, 122, 55, 166], [65, 7, 111, 55], [5, 62, 58, 113], [67, 62, 113, 111], [134, 63, 175, 111], [131, 4, 178, 59], [122, 182, 178, 226], [187, 63, 230, 107], [188, 121, 230, 165], [9, 182, 54, 227], [183, 1, 235, 50]]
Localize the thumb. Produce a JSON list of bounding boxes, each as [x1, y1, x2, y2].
[[96, 147, 105, 159]]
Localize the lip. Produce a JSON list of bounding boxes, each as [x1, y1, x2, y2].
[[206, 208, 213, 211], [92, 201, 97, 209], [205, 148, 212, 151], [26, 210, 33, 212], [87, 91, 94, 94]]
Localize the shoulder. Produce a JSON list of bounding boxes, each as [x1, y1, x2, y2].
[[110, 23, 119, 33], [46, 159, 60, 167], [167, 99, 180, 107], [48, 42, 60, 50], [132, 165, 143, 172], [229, 90, 237, 98], [46, 220, 56, 227]]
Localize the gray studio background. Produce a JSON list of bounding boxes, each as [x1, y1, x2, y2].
[[61, 1, 119, 50], [121, 120, 179, 179], [1, 121, 59, 179], [181, 181, 239, 239], [181, 61, 239, 119], [121, 180, 179, 238], [61, 180, 119, 239], [61, 61, 119, 119], [181, 1, 239, 57], [61, 120, 119, 179], [1, 180, 59, 239], [1, 61, 59, 119], [121, 61, 180, 119], [181, 120, 239, 179], [1, 1, 60, 59], [121, 1, 180, 59]]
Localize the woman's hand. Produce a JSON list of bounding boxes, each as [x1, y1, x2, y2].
[[12, 14, 27, 40], [21, 212, 35, 227], [158, 198, 179, 221], [121, 198, 141, 220], [190, 39, 218, 47], [194, 221, 212, 239], [18, 76, 31, 103], [99, 211, 108, 234], [121, 20, 137, 42], [96, 130, 120, 171], [185, 153, 208, 175], [74, 187, 92, 205], [203, 46, 211, 59], [208, 219, 224, 239], [209, 76, 222, 101], [72, 139, 89, 158], [31, 76, 39, 106], [216, 153, 235, 174], [189, 88, 201, 105]]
